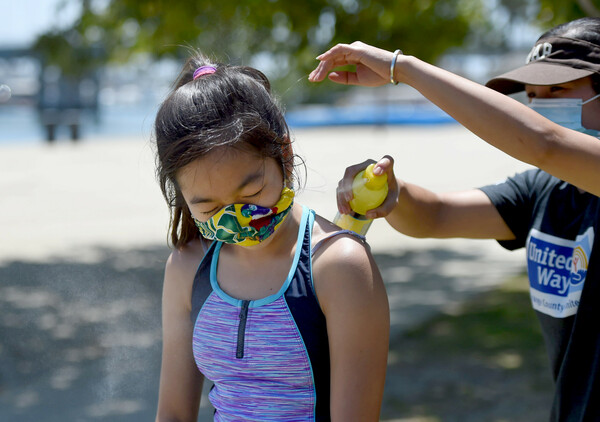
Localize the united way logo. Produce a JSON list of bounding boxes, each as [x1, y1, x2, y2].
[[526, 227, 594, 318], [571, 246, 589, 284]]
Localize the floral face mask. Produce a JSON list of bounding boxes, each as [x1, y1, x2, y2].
[[193, 187, 295, 246]]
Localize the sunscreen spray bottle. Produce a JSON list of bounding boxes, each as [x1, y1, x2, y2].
[[333, 163, 388, 235]]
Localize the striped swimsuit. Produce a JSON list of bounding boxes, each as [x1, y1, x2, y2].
[[191, 206, 363, 421]]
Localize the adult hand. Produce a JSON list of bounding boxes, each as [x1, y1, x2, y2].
[[308, 42, 396, 87], [337, 155, 399, 219]]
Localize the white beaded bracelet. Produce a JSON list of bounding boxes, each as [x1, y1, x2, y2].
[[390, 49, 403, 85]]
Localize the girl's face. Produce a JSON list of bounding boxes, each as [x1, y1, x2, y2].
[[177, 146, 285, 223], [525, 76, 600, 130]]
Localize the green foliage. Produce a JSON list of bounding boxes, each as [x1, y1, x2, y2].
[[34, 0, 485, 97], [33, 0, 600, 99], [536, 0, 600, 27], [495, 0, 600, 32], [88, 0, 480, 63]]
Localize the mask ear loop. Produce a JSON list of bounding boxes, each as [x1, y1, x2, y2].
[[582, 93, 600, 105]]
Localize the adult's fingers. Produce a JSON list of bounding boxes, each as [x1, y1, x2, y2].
[[365, 155, 399, 219], [310, 42, 394, 87], [309, 44, 357, 82], [327, 71, 365, 86], [309, 42, 376, 81], [336, 159, 376, 214], [373, 155, 394, 177]]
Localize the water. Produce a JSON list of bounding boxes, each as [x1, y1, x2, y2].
[[0, 101, 455, 146], [0, 104, 159, 145], [285, 102, 454, 127]]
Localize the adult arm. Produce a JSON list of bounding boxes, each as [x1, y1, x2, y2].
[[309, 42, 600, 196], [337, 156, 516, 240], [155, 243, 206, 422], [312, 226, 390, 422]]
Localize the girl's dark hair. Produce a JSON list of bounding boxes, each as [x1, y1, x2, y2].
[[154, 54, 301, 248], [541, 17, 600, 94]]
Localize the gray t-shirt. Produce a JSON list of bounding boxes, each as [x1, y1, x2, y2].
[[480, 169, 600, 421]]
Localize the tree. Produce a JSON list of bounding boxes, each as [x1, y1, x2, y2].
[[34, 0, 485, 101], [536, 0, 600, 23], [34, 0, 599, 102]]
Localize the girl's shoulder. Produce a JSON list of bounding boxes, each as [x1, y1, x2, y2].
[[164, 238, 211, 296], [309, 213, 384, 314], [310, 213, 374, 275]]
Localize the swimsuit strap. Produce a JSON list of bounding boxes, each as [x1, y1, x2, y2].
[[311, 229, 366, 257]]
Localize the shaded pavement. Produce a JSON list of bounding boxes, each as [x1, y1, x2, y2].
[[0, 242, 546, 421]]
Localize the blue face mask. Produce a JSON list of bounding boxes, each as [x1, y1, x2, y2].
[[528, 93, 600, 137]]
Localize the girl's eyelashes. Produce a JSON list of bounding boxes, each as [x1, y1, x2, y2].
[[196, 187, 264, 215], [198, 207, 219, 215], [243, 187, 264, 198]]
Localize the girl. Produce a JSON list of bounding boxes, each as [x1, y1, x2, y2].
[[154, 56, 389, 422]]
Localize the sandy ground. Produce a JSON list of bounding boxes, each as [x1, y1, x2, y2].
[[0, 124, 532, 264], [0, 124, 540, 421]]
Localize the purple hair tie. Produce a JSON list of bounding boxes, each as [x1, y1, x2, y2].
[[193, 65, 217, 80]]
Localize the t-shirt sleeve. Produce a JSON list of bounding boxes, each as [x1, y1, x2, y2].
[[478, 169, 541, 251]]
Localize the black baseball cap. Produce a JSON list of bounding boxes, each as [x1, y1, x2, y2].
[[486, 36, 600, 94]]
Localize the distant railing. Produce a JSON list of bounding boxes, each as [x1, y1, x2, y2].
[[0, 47, 99, 142]]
